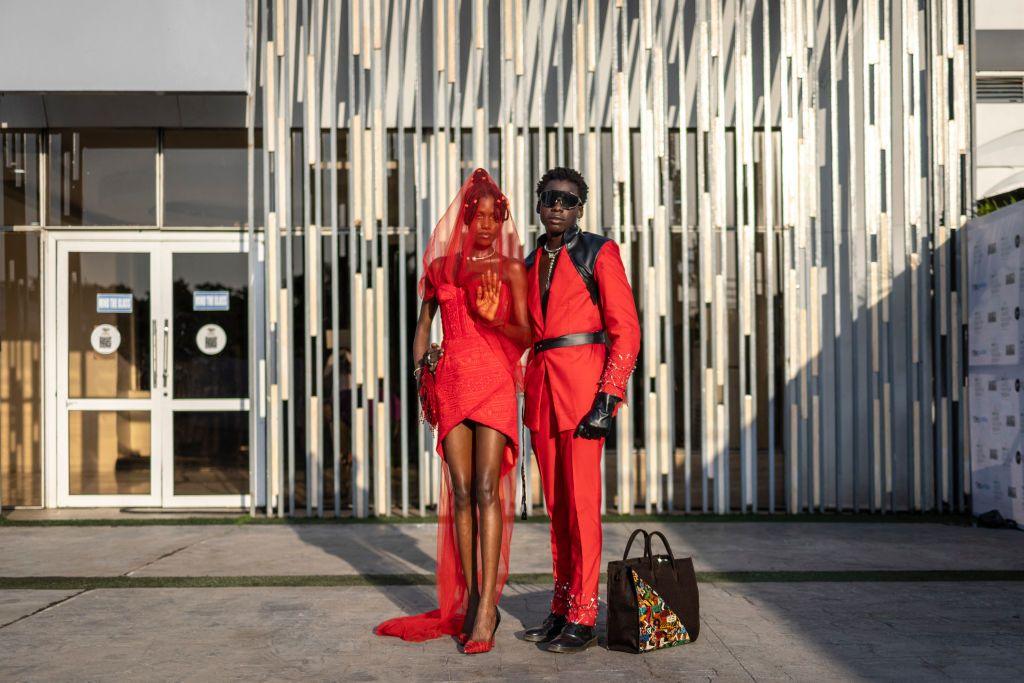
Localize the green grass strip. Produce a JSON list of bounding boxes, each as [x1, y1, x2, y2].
[[0, 511, 973, 527], [1, 570, 1020, 590]]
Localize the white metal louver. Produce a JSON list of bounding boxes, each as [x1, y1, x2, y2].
[[246, 0, 973, 519]]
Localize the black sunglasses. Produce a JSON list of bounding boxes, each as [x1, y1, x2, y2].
[[538, 189, 583, 209]]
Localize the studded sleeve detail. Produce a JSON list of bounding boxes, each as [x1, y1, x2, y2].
[[594, 241, 641, 399], [600, 351, 638, 396]]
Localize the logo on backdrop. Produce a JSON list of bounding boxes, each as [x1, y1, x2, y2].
[[196, 323, 227, 355], [90, 324, 121, 355]]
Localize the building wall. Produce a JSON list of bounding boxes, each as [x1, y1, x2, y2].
[[976, 103, 1024, 199], [0, 0, 249, 92], [253, 0, 972, 517], [974, 0, 1024, 199], [0, 0, 974, 515]]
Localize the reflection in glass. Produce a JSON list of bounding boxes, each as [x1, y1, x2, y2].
[[68, 252, 151, 399], [173, 411, 248, 495], [320, 234, 353, 508], [319, 130, 349, 228], [48, 129, 157, 225], [69, 410, 151, 495], [163, 129, 262, 227], [1, 132, 41, 226], [172, 253, 248, 398], [291, 130, 304, 221], [1, 233, 42, 506], [317, 130, 411, 232]]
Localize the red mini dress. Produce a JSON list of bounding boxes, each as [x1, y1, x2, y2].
[[375, 278, 520, 643], [432, 282, 519, 451]]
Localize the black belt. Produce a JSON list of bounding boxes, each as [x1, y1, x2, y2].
[[533, 331, 607, 354]]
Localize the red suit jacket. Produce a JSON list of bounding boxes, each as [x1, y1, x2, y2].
[[524, 228, 641, 433]]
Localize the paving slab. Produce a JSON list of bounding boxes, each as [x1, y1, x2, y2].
[[0, 590, 82, 627], [2, 522, 1022, 577], [1, 582, 1022, 681], [4, 509, 247, 521], [0, 526, 233, 577]]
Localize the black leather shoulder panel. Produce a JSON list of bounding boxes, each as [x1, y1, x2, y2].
[[566, 230, 610, 305]]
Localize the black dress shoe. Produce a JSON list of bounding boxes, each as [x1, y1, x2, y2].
[[522, 612, 567, 643], [545, 622, 597, 653]]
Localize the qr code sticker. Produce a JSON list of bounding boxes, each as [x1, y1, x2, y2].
[[205, 336, 218, 349], [99, 337, 112, 349]]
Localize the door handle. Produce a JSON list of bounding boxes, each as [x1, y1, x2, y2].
[[162, 318, 170, 390], [151, 319, 158, 389]]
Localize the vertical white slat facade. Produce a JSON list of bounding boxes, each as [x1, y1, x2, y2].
[[248, 0, 972, 517]]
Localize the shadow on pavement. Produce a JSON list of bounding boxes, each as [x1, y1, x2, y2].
[[289, 523, 438, 619], [289, 520, 554, 637]]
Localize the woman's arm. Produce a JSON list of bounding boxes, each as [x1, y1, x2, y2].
[[412, 298, 440, 372]]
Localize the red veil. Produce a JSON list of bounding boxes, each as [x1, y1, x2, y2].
[[375, 168, 526, 642], [419, 168, 525, 391]]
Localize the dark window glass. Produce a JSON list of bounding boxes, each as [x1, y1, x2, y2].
[[319, 130, 350, 228], [292, 130, 304, 223], [67, 252, 151, 399], [48, 129, 157, 226], [1, 132, 41, 226], [69, 411, 151, 495], [173, 411, 248, 495], [164, 129, 262, 227], [0, 232, 42, 506], [172, 252, 248, 398]]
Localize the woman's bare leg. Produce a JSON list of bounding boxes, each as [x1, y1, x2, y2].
[[443, 422, 478, 637], [467, 423, 507, 642]]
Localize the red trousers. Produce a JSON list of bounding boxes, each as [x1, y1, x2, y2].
[[531, 392, 604, 627]]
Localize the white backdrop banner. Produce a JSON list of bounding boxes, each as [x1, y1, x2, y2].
[[967, 201, 1024, 523]]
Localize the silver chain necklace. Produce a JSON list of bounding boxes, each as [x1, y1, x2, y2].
[[542, 241, 563, 290]]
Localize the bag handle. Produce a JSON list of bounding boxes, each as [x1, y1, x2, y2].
[[644, 530, 677, 572], [622, 528, 650, 560]]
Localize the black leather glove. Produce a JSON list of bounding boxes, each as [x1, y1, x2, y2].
[[575, 392, 622, 440]]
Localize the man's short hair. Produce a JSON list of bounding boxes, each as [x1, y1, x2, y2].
[[535, 167, 589, 205]]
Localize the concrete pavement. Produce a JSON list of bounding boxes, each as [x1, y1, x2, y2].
[[3, 520, 1023, 577], [1, 519, 1022, 681]]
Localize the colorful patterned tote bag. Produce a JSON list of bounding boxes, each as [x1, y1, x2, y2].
[[606, 529, 700, 653]]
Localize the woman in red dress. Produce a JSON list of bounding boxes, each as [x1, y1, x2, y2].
[[375, 169, 530, 654]]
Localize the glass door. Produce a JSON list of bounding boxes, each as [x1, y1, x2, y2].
[[53, 233, 254, 508], [159, 237, 251, 507], [56, 240, 161, 506]]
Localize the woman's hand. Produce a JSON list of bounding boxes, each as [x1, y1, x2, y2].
[[475, 270, 501, 322], [421, 342, 443, 373]]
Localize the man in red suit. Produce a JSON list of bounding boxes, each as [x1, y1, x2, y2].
[[521, 167, 641, 653]]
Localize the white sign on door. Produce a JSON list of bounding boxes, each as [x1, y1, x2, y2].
[[193, 290, 231, 311], [96, 293, 133, 314], [90, 324, 122, 355], [196, 323, 227, 355]]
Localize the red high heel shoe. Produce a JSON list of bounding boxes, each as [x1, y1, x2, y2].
[[458, 596, 480, 645], [463, 610, 501, 655]]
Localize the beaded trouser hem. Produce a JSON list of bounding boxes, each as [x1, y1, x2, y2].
[[550, 579, 599, 626], [533, 392, 604, 629]]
